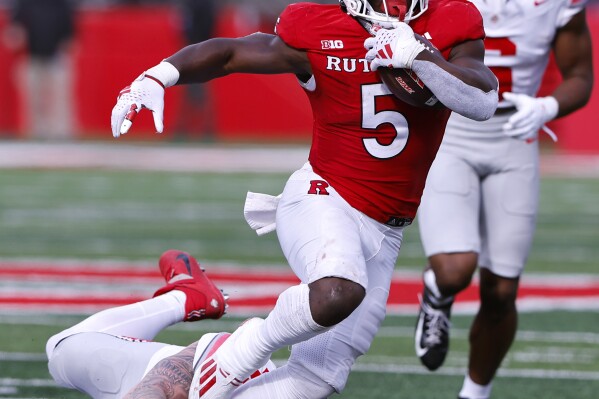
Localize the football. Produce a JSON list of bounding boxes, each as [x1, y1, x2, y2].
[[377, 34, 445, 109]]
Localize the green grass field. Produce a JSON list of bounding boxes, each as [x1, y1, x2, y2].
[[0, 150, 598, 398]]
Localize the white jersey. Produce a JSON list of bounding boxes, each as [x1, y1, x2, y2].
[[474, 0, 586, 102], [445, 0, 587, 140]]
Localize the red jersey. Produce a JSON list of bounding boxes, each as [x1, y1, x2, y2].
[[275, 1, 484, 224]]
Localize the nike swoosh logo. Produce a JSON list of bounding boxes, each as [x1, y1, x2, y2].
[[414, 313, 429, 358], [176, 253, 192, 275], [534, 0, 547, 6]]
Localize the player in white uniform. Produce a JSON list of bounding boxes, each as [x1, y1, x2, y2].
[[414, 1, 594, 398], [46, 250, 274, 399]]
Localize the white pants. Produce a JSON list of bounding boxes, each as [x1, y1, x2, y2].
[[274, 163, 404, 391], [418, 113, 539, 278], [45, 293, 188, 399], [48, 332, 183, 399]]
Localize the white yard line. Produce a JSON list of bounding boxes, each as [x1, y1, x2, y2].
[[350, 363, 599, 380], [0, 142, 309, 173], [0, 352, 46, 361], [376, 326, 599, 344], [0, 378, 55, 387], [3, 366, 597, 388], [0, 141, 598, 177]]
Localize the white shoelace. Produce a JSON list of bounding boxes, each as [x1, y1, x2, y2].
[[421, 300, 451, 346]]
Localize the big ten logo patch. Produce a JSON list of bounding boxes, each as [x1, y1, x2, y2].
[[321, 40, 344, 50], [308, 180, 330, 195]]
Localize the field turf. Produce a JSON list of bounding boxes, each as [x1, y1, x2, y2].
[[0, 149, 598, 398]]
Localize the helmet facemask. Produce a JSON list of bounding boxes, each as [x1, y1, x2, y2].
[[341, 0, 429, 27]]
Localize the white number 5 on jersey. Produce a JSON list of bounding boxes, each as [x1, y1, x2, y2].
[[361, 83, 409, 159]]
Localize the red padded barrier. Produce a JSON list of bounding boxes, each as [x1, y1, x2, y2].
[[74, 6, 185, 139], [0, 6, 597, 149], [0, 11, 22, 136]]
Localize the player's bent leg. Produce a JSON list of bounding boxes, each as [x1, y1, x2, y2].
[[194, 285, 330, 399], [275, 164, 370, 328], [196, 228, 398, 398], [48, 332, 182, 399], [416, 148, 482, 371], [288, 275, 391, 394], [45, 293, 187, 360], [47, 250, 228, 361], [231, 266, 391, 398], [308, 276, 365, 327], [429, 252, 479, 296], [194, 164, 399, 398], [288, 238, 396, 396], [415, 252, 478, 371]]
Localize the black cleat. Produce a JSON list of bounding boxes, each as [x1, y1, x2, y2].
[[414, 287, 454, 370]]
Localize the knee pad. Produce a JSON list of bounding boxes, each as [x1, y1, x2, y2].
[[48, 333, 130, 395], [47, 332, 168, 399]]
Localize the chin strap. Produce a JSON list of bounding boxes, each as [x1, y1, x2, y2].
[[357, 17, 378, 36]]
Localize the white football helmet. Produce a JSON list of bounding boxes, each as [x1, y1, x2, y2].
[[341, 0, 428, 26]]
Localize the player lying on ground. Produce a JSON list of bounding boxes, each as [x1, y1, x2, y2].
[[46, 250, 275, 399], [110, 1, 498, 398]]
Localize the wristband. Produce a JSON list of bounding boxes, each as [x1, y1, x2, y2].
[[539, 96, 559, 123], [145, 61, 180, 88]]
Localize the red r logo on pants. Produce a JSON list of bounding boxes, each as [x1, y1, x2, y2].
[[308, 180, 330, 195]]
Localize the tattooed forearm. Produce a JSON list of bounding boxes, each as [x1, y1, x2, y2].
[[123, 343, 197, 399]]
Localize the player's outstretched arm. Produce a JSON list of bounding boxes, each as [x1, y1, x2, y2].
[[167, 33, 311, 84], [111, 33, 310, 137], [123, 343, 197, 399]]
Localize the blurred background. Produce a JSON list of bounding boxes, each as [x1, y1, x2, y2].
[[0, 0, 335, 143], [0, 0, 597, 150]]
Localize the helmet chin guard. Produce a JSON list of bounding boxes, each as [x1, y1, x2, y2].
[[341, 0, 428, 27]]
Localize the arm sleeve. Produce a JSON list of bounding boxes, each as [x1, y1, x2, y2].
[[412, 59, 498, 121], [410, 1, 496, 121]]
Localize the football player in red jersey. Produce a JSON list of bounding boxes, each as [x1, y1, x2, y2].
[[110, 1, 497, 398], [413, 1, 593, 398]]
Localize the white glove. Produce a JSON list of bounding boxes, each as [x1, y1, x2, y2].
[[364, 23, 425, 70], [111, 62, 180, 138], [502, 92, 559, 142]]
